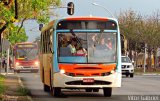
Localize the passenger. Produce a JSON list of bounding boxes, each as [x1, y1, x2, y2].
[[67, 38, 77, 55], [75, 47, 87, 56], [2, 57, 6, 68], [95, 38, 108, 50], [106, 38, 112, 50]]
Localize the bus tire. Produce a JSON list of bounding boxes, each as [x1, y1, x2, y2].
[[44, 84, 50, 92], [85, 88, 92, 92], [54, 87, 61, 97], [103, 88, 112, 97], [130, 73, 134, 78]]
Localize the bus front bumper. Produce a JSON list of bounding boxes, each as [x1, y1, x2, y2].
[[53, 72, 121, 88], [14, 66, 39, 71]]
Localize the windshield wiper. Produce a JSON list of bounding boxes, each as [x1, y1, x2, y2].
[[70, 29, 82, 46]]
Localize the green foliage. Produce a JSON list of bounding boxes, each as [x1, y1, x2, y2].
[[0, 0, 61, 42], [0, 75, 5, 95], [17, 0, 61, 23], [16, 87, 30, 96], [0, 3, 14, 22], [7, 25, 28, 45]]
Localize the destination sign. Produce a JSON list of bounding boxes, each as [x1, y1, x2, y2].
[[16, 44, 37, 48]]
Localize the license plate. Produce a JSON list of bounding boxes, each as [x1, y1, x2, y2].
[[83, 78, 94, 83]]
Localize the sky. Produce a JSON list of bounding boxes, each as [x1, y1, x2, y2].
[[24, 0, 160, 42]]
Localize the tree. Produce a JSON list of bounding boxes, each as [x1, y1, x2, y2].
[[118, 10, 160, 69], [0, 0, 61, 49], [118, 9, 142, 61], [7, 25, 28, 45]]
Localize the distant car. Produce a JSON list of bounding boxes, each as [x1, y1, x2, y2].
[[121, 56, 134, 77]]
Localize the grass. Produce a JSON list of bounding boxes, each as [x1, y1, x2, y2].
[[0, 75, 5, 95], [16, 87, 30, 96]]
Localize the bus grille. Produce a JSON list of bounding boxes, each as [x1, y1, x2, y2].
[[65, 80, 112, 85], [65, 72, 111, 76]]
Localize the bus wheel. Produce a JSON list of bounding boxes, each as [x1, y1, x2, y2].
[[44, 84, 50, 92], [17, 70, 20, 73], [85, 88, 92, 92], [130, 73, 134, 78], [54, 87, 61, 97], [103, 88, 112, 97]]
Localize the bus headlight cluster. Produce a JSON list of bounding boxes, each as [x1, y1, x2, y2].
[[110, 70, 115, 74], [101, 69, 116, 76], [60, 69, 65, 74], [35, 61, 39, 66], [101, 72, 111, 76], [16, 62, 19, 66]]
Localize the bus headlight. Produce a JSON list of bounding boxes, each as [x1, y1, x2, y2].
[[60, 69, 65, 74], [16, 62, 19, 66], [35, 61, 39, 66], [111, 70, 115, 74]]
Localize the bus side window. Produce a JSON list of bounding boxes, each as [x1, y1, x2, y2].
[[49, 29, 54, 54]]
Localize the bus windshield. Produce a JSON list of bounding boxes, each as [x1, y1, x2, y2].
[[58, 32, 117, 63], [16, 48, 38, 60]]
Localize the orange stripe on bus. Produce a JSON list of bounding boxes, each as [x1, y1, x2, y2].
[[66, 17, 108, 21], [59, 64, 116, 76]]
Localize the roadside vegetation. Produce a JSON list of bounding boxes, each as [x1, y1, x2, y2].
[[118, 10, 160, 70], [16, 86, 30, 96], [0, 75, 6, 98], [0, 0, 61, 45]]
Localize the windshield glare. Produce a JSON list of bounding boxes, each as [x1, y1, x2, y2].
[[122, 57, 131, 63], [58, 32, 117, 63], [16, 48, 38, 60]]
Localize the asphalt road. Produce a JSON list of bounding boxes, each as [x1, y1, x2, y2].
[[17, 72, 160, 101]]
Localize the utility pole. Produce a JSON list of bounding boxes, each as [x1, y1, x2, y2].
[[143, 43, 147, 73], [92, 3, 115, 18], [6, 48, 10, 76], [14, 0, 18, 19]]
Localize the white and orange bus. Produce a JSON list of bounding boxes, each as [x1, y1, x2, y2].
[[13, 42, 39, 73], [40, 16, 121, 97]]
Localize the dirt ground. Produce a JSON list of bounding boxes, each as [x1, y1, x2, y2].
[[0, 75, 31, 101]]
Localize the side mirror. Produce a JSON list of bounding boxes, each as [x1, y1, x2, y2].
[[39, 24, 43, 31], [67, 2, 74, 15]]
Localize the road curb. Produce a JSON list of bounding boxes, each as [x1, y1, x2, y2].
[[17, 75, 33, 101], [142, 74, 160, 76]]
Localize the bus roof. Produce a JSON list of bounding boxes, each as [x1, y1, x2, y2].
[[64, 16, 117, 22], [41, 20, 54, 33], [41, 16, 118, 33], [65, 16, 108, 21]]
